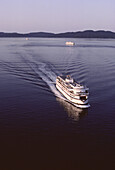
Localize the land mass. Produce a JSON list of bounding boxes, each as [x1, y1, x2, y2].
[[0, 30, 115, 38]]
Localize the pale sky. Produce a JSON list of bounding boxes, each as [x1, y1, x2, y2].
[[0, 0, 115, 33]]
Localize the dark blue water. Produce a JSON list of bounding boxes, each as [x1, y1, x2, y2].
[[0, 38, 115, 170]]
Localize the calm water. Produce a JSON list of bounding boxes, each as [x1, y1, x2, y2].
[[0, 38, 115, 170]]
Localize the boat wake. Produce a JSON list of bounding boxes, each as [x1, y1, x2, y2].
[[0, 54, 66, 101], [0, 52, 89, 109]]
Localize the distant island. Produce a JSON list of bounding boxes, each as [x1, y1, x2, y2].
[[0, 30, 115, 38]]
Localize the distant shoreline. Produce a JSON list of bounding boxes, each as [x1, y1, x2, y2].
[[0, 30, 115, 38]]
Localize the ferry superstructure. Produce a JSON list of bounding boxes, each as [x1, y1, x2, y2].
[[56, 75, 90, 108]]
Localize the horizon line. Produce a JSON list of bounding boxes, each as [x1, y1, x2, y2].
[[0, 29, 115, 34]]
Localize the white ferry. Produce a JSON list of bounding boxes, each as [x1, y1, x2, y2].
[[56, 75, 90, 108], [65, 42, 75, 46]]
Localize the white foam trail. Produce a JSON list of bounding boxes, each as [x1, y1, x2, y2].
[[30, 62, 57, 94], [33, 62, 67, 100], [25, 59, 67, 101]]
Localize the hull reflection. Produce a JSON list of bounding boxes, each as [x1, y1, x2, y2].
[[56, 98, 88, 121]]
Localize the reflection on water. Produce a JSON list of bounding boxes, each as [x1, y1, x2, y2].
[[56, 97, 88, 121]]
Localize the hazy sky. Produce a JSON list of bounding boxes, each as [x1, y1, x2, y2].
[[0, 0, 115, 33]]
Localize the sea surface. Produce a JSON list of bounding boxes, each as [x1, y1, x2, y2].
[[0, 38, 115, 170]]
